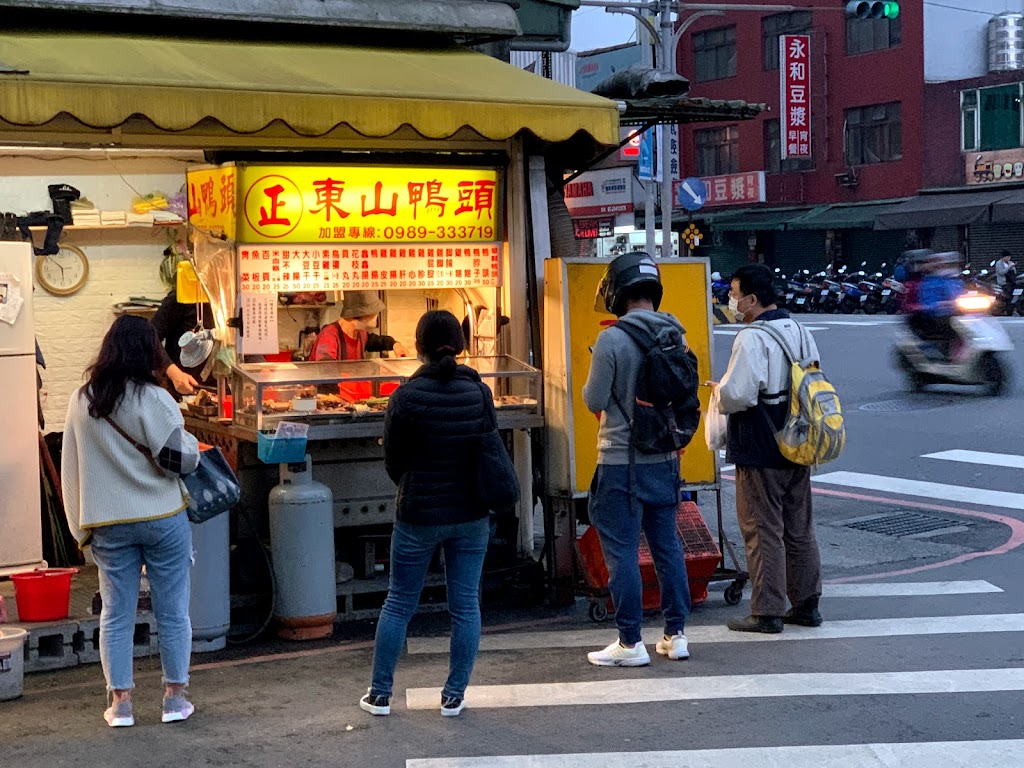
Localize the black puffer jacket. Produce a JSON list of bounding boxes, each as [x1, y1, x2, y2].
[[383, 360, 493, 526]]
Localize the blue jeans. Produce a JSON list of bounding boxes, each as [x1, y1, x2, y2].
[[370, 517, 489, 700], [589, 461, 691, 646], [90, 512, 193, 691]]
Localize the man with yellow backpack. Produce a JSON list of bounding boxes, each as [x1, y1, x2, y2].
[[715, 264, 845, 634]]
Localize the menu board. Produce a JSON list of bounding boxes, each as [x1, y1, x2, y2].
[[238, 243, 501, 292]]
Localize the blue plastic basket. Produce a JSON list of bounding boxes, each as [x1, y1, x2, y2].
[[257, 433, 307, 464]]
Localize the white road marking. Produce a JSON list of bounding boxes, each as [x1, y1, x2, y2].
[[808, 319, 899, 326], [407, 740, 1024, 768], [813, 471, 1024, 510], [405, 667, 1024, 710], [715, 326, 827, 334], [925, 449, 1024, 470], [406, 612, 1024, 655]]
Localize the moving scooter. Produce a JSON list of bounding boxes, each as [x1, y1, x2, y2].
[[893, 294, 1014, 396]]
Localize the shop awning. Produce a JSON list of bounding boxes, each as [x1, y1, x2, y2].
[[705, 207, 813, 232], [787, 200, 908, 230], [0, 32, 619, 144], [991, 189, 1024, 223], [874, 189, 1013, 230], [619, 96, 768, 127]]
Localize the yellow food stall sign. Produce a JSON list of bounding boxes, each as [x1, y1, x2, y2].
[[234, 165, 500, 244], [237, 243, 501, 293], [187, 165, 237, 240], [544, 258, 716, 495]]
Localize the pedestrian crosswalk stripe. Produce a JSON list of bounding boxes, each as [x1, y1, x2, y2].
[[406, 667, 1024, 710], [821, 580, 1001, 597], [812, 471, 1024, 511], [407, 740, 1024, 768], [406, 612, 1024, 655], [925, 449, 1024, 470]]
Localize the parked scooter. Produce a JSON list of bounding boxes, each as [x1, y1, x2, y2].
[[893, 293, 1013, 396]]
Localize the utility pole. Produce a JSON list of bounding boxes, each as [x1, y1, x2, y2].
[[659, 0, 674, 259]]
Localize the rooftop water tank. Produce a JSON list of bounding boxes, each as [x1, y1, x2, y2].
[[989, 12, 1024, 73]]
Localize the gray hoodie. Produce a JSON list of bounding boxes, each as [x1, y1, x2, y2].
[[582, 309, 686, 465]]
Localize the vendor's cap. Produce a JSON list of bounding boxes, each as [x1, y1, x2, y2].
[[341, 290, 385, 318]]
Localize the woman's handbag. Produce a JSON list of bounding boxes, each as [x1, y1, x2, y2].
[[476, 384, 521, 512], [104, 416, 239, 524], [180, 448, 241, 524]]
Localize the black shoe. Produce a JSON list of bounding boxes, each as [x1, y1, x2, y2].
[[359, 690, 391, 716], [727, 615, 783, 634], [784, 598, 823, 627], [441, 696, 465, 717], [783, 607, 823, 627]]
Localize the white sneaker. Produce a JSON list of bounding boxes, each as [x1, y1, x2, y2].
[[656, 632, 690, 660], [587, 640, 651, 667]]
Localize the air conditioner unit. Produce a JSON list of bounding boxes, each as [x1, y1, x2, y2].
[[835, 168, 860, 188]]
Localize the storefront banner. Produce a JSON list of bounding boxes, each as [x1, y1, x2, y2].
[[235, 166, 499, 244], [967, 149, 1024, 185], [563, 167, 635, 218], [572, 217, 614, 240], [696, 171, 766, 207], [237, 243, 501, 293], [187, 165, 238, 240], [780, 34, 811, 161]]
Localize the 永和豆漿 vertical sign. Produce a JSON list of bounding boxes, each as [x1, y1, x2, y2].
[[780, 34, 811, 161]]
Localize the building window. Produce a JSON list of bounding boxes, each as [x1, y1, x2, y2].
[[961, 84, 1024, 152], [962, 90, 979, 151], [696, 126, 739, 176], [845, 102, 902, 166], [845, 14, 901, 55], [764, 119, 814, 173], [693, 26, 737, 82], [763, 11, 812, 71], [979, 84, 1022, 151]]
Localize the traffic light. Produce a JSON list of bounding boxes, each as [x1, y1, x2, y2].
[[845, 1, 900, 19]]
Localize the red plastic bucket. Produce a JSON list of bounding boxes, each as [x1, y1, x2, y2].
[[10, 568, 79, 622]]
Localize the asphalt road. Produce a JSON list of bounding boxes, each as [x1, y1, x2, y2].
[[8, 315, 1024, 768]]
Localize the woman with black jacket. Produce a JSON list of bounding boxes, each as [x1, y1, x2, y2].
[[360, 310, 494, 719]]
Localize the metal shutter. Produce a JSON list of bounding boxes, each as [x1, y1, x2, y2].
[[843, 229, 907, 273], [967, 222, 1024, 270], [773, 230, 827, 275]]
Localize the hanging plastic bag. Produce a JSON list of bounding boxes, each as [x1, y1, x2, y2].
[[705, 386, 728, 452]]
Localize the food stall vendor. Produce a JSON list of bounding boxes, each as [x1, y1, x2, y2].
[[311, 290, 408, 361], [152, 285, 215, 395]]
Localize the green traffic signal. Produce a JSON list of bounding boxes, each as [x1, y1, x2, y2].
[[845, 1, 900, 19]]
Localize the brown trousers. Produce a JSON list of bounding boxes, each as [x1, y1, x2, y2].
[[735, 465, 822, 617]]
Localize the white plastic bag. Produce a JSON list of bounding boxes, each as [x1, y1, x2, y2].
[[705, 386, 728, 451]]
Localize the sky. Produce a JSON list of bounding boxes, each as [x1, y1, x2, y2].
[[569, 6, 638, 53]]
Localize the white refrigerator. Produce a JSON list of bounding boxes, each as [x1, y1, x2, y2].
[[0, 242, 43, 575]]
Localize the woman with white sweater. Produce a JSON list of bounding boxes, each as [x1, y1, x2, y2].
[[62, 315, 200, 728]]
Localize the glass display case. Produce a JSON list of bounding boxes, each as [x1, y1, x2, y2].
[[231, 355, 543, 438], [232, 360, 403, 435], [380, 355, 540, 416]]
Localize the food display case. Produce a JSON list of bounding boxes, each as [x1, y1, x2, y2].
[[380, 355, 542, 429], [231, 359, 404, 438], [231, 355, 543, 439]]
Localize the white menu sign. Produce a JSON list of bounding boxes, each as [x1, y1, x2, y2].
[[240, 291, 280, 355]]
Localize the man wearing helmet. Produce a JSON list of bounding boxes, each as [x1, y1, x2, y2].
[[582, 252, 692, 667], [909, 252, 962, 360]]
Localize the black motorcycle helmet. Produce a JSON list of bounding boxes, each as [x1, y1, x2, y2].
[[595, 251, 663, 316]]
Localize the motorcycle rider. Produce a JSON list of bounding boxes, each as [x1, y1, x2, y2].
[[907, 252, 962, 361]]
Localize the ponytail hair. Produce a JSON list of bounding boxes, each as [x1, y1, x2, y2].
[[414, 310, 466, 377]]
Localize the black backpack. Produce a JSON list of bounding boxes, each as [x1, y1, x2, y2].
[[611, 319, 702, 455]]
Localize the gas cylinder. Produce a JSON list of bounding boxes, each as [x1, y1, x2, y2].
[[268, 456, 336, 640], [189, 511, 230, 652]]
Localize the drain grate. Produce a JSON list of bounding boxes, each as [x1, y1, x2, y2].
[[859, 398, 952, 412], [842, 511, 970, 538]]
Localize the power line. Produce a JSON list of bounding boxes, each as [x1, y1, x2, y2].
[[924, 1, 1009, 15]]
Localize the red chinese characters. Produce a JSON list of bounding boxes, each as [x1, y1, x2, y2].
[[454, 180, 496, 219], [700, 172, 766, 207], [780, 34, 812, 160], [310, 178, 350, 221]]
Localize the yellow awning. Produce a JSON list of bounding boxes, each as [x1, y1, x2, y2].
[[0, 32, 619, 145]]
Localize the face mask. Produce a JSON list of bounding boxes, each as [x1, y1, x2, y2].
[[728, 295, 741, 314]]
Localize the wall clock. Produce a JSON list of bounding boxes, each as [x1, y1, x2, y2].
[[36, 244, 89, 296]]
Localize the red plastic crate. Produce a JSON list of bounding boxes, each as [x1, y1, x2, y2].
[[578, 501, 721, 607]]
